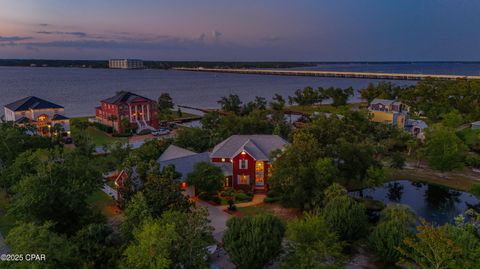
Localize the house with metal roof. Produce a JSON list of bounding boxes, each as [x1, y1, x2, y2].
[[4, 96, 70, 136], [210, 135, 289, 193], [114, 135, 289, 200]]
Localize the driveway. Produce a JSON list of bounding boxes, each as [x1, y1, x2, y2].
[[197, 200, 231, 241]]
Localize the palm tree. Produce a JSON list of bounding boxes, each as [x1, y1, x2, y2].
[[108, 115, 118, 133]]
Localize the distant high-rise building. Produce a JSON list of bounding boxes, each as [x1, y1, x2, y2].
[[108, 59, 144, 69]]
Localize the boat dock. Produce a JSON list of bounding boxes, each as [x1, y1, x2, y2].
[[174, 67, 480, 81]]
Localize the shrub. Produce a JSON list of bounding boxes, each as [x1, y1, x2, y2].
[[187, 162, 224, 196], [94, 122, 113, 133], [264, 197, 281, 203], [223, 215, 285, 269], [368, 204, 416, 263], [282, 213, 345, 268], [233, 191, 252, 202], [323, 195, 369, 241]]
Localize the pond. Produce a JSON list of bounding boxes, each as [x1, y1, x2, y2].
[[350, 180, 480, 225]]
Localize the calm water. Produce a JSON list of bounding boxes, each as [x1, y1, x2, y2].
[[0, 63, 479, 117], [351, 180, 480, 225]]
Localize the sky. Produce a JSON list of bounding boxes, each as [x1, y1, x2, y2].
[[0, 0, 479, 61]]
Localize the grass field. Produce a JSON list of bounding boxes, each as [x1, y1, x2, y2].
[[87, 190, 121, 219], [70, 116, 128, 147]]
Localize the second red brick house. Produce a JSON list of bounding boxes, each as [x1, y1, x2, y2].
[[114, 134, 288, 198], [210, 135, 288, 193], [95, 91, 159, 133]]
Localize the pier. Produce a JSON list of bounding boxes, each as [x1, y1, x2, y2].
[[174, 67, 480, 81]]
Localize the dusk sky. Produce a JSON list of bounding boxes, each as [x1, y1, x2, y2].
[[1, 0, 479, 61]]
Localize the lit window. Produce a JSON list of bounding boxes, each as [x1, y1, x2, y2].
[[225, 177, 229, 187], [221, 158, 225, 162], [237, 175, 249, 185], [239, 159, 248, 169]]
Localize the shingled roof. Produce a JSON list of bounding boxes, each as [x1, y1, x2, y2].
[[211, 135, 289, 160], [102, 91, 154, 104], [157, 145, 210, 181], [5, 96, 64, 112], [158, 145, 197, 162]]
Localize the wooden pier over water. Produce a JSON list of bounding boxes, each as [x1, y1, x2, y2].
[[174, 67, 480, 81]]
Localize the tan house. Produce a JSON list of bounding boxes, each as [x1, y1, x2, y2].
[[4, 96, 70, 136]]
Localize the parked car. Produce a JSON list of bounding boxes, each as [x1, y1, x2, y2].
[[152, 128, 170, 136]]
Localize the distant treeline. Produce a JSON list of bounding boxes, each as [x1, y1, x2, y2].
[[0, 59, 317, 69]]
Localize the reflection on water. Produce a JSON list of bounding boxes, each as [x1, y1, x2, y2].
[[351, 180, 480, 225]]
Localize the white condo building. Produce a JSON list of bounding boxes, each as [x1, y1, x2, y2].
[[109, 59, 144, 69]]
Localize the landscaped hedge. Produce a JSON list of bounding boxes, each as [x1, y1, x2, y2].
[[93, 122, 113, 134]]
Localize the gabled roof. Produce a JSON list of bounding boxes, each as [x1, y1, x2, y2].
[[102, 91, 155, 105], [51, 114, 69, 121], [5, 96, 64, 112], [405, 119, 428, 129], [158, 145, 197, 162], [15, 116, 33, 124], [159, 151, 211, 181], [370, 98, 396, 106], [211, 135, 289, 160]]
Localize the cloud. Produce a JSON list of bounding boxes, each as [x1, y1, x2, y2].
[[261, 35, 282, 42], [38, 23, 49, 27], [36, 31, 88, 38], [0, 36, 33, 42]]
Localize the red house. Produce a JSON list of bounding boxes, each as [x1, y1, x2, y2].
[[210, 135, 288, 193], [95, 91, 159, 133]]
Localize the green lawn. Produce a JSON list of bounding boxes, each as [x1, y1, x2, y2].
[[87, 190, 120, 219], [171, 111, 201, 120], [70, 116, 128, 147], [237, 205, 274, 216], [85, 126, 128, 147]]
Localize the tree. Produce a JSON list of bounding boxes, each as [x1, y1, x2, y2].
[[368, 204, 416, 263], [323, 194, 368, 241], [288, 87, 321, 106], [269, 133, 337, 209], [282, 213, 345, 269], [223, 215, 285, 269], [8, 149, 103, 234], [269, 93, 286, 111], [107, 115, 118, 133], [120, 192, 152, 241], [441, 109, 463, 129], [6, 222, 79, 269], [74, 223, 118, 269], [218, 94, 242, 114], [158, 93, 175, 121], [319, 87, 354, 107], [159, 208, 215, 268], [425, 124, 466, 171], [397, 220, 462, 269], [121, 219, 177, 269], [175, 127, 212, 152], [158, 93, 174, 111], [187, 161, 224, 196], [142, 166, 192, 218]]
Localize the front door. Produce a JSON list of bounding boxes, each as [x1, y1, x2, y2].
[[255, 161, 264, 186]]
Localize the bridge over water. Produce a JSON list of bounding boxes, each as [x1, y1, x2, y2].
[[174, 67, 480, 81]]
